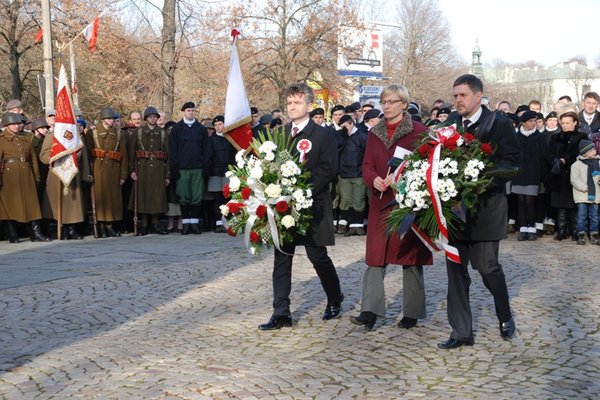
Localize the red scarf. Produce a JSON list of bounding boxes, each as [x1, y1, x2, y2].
[[386, 120, 401, 140]]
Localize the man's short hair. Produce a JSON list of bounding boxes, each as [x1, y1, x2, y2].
[[453, 74, 483, 93], [283, 82, 314, 104], [583, 92, 600, 103]]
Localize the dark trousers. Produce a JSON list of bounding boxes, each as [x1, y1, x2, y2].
[[445, 240, 511, 341], [272, 244, 342, 316]]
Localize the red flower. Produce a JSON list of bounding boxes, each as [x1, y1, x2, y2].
[[227, 227, 237, 237], [276, 201, 289, 213], [223, 184, 230, 198], [417, 144, 432, 158], [250, 230, 260, 244], [256, 205, 267, 219], [463, 133, 475, 142], [445, 141, 458, 151], [228, 202, 243, 214], [241, 187, 252, 200], [480, 142, 493, 155]]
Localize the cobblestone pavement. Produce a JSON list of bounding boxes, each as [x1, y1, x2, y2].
[[0, 232, 599, 399]]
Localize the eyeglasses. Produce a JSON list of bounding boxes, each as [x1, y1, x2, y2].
[[380, 99, 403, 106]]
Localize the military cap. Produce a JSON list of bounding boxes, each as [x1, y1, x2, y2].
[[331, 105, 345, 115], [99, 106, 116, 120], [519, 110, 537, 123], [546, 111, 558, 119], [181, 102, 195, 111], [31, 118, 50, 131], [259, 114, 273, 125], [1, 112, 24, 126], [338, 115, 353, 126], [536, 112, 545, 120], [213, 115, 225, 124], [515, 104, 530, 115], [363, 109, 382, 121], [309, 107, 325, 117], [5, 99, 22, 110], [438, 107, 451, 115], [344, 104, 359, 113], [250, 107, 259, 115]]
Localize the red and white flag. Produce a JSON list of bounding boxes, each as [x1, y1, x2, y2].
[[34, 27, 43, 43], [50, 64, 83, 190], [223, 29, 253, 151], [82, 16, 99, 51]]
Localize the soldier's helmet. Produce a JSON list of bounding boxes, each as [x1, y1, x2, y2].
[[99, 106, 116, 120], [1, 112, 24, 127], [31, 118, 50, 131], [143, 106, 160, 120]]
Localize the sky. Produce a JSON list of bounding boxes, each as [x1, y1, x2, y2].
[[436, 0, 600, 67]]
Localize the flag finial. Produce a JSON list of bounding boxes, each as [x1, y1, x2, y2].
[[231, 28, 240, 43]]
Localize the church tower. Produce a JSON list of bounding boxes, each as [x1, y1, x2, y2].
[[470, 39, 484, 79]]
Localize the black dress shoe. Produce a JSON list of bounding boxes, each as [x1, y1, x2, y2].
[[151, 224, 169, 235], [323, 294, 344, 320], [181, 224, 191, 235], [398, 317, 417, 329], [437, 337, 474, 350], [191, 223, 201, 234], [500, 317, 516, 340], [258, 315, 293, 330], [349, 311, 377, 330], [105, 225, 121, 237], [67, 225, 84, 240]]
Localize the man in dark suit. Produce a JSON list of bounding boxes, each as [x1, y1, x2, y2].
[[258, 82, 344, 330], [438, 74, 521, 349]]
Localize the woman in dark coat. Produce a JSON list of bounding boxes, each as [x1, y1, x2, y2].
[[349, 84, 433, 330], [546, 111, 588, 240]]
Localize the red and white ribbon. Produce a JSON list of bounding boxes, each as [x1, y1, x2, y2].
[[297, 139, 312, 163]]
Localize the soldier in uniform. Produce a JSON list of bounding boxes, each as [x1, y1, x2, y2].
[[128, 106, 170, 235], [40, 124, 91, 240], [30, 118, 51, 208], [85, 106, 128, 237], [0, 112, 50, 243]]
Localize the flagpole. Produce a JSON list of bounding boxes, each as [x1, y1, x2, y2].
[[41, 0, 55, 110], [57, 179, 62, 240], [61, 8, 109, 50], [69, 44, 79, 108]]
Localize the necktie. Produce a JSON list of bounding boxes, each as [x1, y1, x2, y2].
[[463, 119, 471, 130], [292, 127, 299, 137]]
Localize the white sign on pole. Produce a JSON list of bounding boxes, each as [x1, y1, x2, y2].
[[337, 26, 383, 78], [357, 85, 384, 109]]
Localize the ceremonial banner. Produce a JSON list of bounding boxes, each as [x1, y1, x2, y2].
[[50, 64, 83, 191], [223, 29, 253, 151]]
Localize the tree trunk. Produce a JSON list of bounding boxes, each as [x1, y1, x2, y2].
[[161, 0, 177, 120]]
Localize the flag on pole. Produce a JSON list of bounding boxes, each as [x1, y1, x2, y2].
[[82, 16, 99, 51], [223, 29, 253, 151], [34, 27, 44, 43], [50, 64, 83, 192]]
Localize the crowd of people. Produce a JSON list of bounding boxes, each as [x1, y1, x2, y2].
[[3, 75, 599, 347]]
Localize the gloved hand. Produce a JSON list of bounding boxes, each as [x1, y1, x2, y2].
[[551, 158, 561, 174]]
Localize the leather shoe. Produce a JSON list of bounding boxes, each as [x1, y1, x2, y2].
[[500, 317, 516, 340], [105, 225, 121, 237], [398, 317, 417, 329], [323, 294, 344, 320], [437, 337, 474, 350], [349, 311, 377, 330], [151, 224, 169, 235], [258, 315, 293, 330]]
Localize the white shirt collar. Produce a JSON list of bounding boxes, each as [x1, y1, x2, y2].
[[292, 117, 310, 134], [463, 106, 483, 126]]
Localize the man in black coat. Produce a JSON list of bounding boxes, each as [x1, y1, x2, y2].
[[258, 82, 344, 330], [438, 74, 521, 349], [578, 91, 600, 138]]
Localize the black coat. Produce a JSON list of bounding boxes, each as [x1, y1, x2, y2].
[[169, 119, 210, 178], [208, 134, 236, 177], [338, 127, 368, 178], [286, 119, 338, 246], [546, 130, 588, 199], [578, 110, 600, 138], [512, 129, 547, 186], [451, 107, 522, 241]]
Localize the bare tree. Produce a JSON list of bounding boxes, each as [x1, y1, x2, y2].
[[0, 0, 41, 102], [161, 0, 177, 119]]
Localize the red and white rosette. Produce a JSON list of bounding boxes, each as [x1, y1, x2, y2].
[[296, 139, 312, 163], [425, 130, 462, 264]]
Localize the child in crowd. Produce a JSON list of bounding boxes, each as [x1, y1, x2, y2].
[[570, 140, 600, 245]]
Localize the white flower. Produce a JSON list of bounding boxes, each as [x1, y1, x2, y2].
[[219, 204, 230, 216], [265, 184, 282, 198], [235, 150, 246, 168], [280, 160, 301, 177], [264, 151, 275, 161], [249, 166, 264, 180], [281, 178, 291, 187], [281, 215, 296, 228], [229, 176, 241, 191], [259, 141, 277, 154], [225, 171, 234, 178]]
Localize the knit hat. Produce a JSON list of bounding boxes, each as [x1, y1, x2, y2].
[[579, 139, 595, 155]]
